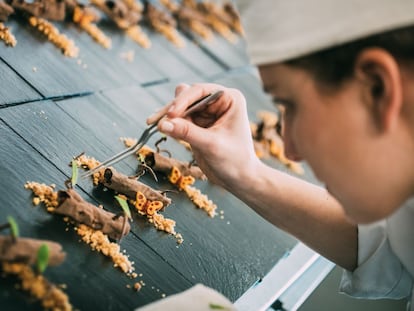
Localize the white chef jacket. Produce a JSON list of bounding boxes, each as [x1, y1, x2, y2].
[[340, 197, 414, 310]]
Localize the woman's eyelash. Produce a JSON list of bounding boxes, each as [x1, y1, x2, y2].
[[272, 97, 294, 107]]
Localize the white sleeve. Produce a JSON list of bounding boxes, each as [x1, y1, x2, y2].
[[339, 221, 412, 299], [135, 284, 235, 311]]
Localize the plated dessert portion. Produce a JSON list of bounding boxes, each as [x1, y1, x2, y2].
[[0, 0, 243, 54], [1, 217, 73, 311]]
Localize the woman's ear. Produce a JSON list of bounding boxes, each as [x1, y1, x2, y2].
[[354, 48, 403, 132]]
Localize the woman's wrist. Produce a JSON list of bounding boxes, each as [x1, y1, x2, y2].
[[223, 155, 266, 197]]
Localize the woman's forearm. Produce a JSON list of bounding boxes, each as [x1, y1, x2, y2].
[[225, 161, 358, 271]]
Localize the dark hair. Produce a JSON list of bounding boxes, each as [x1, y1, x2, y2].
[[285, 25, 414, 86]]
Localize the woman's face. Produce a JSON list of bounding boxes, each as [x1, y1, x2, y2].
[[258, 63, 408, 223]]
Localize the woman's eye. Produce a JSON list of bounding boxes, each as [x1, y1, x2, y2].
[[272, 97, 294, 110]]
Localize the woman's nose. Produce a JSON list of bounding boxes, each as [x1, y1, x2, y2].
[[282, 129, 303, 162]]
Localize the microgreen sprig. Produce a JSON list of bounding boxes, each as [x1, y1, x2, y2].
[[36, 244, 49, 274]]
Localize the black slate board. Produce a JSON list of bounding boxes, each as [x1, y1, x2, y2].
[[0, 17, 163, 98], [0, 57, 42, 106], [190, 32, 250, 70]]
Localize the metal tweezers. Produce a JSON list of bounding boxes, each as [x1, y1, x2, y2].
[[80, 90, 224, 179]]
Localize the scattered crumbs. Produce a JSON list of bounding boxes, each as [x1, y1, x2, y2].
[[75, 224, 136, 277], [82, 64, 88, 69], [126, 284, 131, 289], [156, 288, 160, 292], [161, 293, 166, 298], [139, 273, 143, 277], [133, 282, 142, 292], [131, 273, 138, 279], [183, 185, 217, 217], [35, 110, 48, 121], [25, 181, 59, 211], [175, 233, 183, 244], [219, 210, 224, 215], [120, 50, 135, 62], [32, 67, 37, 72], [226, 221, 230, 225], [32, 197, 40, 205], [220, 215, 224, 220]]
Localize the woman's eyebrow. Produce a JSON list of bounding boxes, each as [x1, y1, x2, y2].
[[262, 84, 293, 106]]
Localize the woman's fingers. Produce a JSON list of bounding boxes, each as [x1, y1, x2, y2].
[[167, 84, 224, 117], [147, 84, 225, 125], [175, 83, 190, 97], [146, 104, 172, 125]]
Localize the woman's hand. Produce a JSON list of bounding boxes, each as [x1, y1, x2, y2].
[[147, 83, 260, 188]]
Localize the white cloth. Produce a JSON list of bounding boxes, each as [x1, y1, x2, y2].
[[135, 284, 236, 311], [236, 0, 414, 65], [340, 197, 414, 310]]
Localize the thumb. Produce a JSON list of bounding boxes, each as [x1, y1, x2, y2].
[[158, 118, 208, 146]]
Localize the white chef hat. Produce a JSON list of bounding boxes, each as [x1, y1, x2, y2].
[[236, 0, 414, 66]]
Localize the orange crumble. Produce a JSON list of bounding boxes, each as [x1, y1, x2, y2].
[[169, 166, 217, 217], [28, 16, 79, 58], [0, 22, 16, 46], [75, 224, 136, 277], [2, 262, 72, 311]]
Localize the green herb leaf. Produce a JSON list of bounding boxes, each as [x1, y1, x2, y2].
[[7, 216, 19, 238], [36, 244, 49, 274], [209, 303, 230, 310], [115, 196, 131, 219], [71, 159, 78, 187]]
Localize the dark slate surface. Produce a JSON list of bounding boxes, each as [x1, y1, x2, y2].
[[0, 9, 301, 310], [0, 57, 42, 106], [190, 31, 251, 70], [0, 18, 121, 97], [137, 30, 202, 82], [153, 30, 226, 80], [59, 21, 168, 86]]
